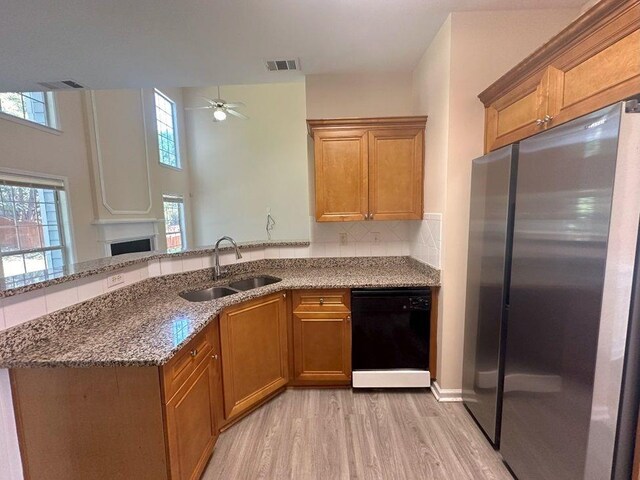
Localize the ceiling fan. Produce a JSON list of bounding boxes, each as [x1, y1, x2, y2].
[[185, 86, 248, 122]]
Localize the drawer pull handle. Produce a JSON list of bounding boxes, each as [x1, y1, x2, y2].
[[190, 349, 198, 357], [319, 298, 324, 305]]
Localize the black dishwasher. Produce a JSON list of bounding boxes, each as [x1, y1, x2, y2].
[[351, 288, 431, 388]]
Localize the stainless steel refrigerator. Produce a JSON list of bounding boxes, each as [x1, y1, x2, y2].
[[463, 102, 640, 480]]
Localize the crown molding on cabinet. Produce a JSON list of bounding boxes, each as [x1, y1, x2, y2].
[[307, 116, 428, 135], [478, 0, 640, 107]]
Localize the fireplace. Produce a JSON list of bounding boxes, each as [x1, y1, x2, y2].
[[110, 238, 153, 256], [92, 219, 162, 257]]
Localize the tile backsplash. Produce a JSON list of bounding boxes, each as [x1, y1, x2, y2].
[[309, 217, 411, 257], [0, 216, 442, 334], [410, 213, 442, 269]]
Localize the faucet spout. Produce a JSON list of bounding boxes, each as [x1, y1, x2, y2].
[[213, 236, 242, 280]]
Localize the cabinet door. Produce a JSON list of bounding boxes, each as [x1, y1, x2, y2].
[[292, 289, 351, 386], [484, 82, 548, 153], [368, 128, 423, 220], [209, 319, 225, 431], [219, 293, 289, 421], [545, 30, 640, 130], [314, 129, 369, 222], [292, 311, 351, 385], [165, 358, 218, 480]]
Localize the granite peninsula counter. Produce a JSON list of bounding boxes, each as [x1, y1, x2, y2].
[[0, 257, 440, 369]]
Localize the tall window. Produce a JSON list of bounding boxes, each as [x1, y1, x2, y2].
[[0, 92, 55, 128], [154, 90, 180, 169], [163, 195, 186, 253], [0, 175, 67, 277]]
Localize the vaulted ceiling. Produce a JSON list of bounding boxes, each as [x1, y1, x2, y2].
[[0, 0, 584, 91]]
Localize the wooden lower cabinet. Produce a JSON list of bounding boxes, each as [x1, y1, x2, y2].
[[11, 320, 223, 480], [219, 292, 289, 422], [291, 289, 352, 386], [163, 322, 222, 480], [165, 359, 217, 480]]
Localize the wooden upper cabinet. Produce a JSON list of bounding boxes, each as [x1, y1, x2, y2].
[[314, 129, 369, 221], [368, 128, 424, 220], [480, 0, 640, 152], [308, 117, 427, 222], [219, 292, 289, 423]]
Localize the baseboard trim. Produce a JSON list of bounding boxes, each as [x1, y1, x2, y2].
[[430, 381, 463, 402]]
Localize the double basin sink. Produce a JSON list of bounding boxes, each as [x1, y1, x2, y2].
[[179, 275, 282, 302]]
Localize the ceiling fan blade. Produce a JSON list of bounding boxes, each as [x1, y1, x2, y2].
[[227, 109, 248, 120], [198, 96, 216, 104], [185, 106, 213, 110], [224, 102, 245, 108]]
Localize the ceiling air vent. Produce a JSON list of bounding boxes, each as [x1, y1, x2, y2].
[[36, 79, 86, 90], [265, 59, 300, 72]]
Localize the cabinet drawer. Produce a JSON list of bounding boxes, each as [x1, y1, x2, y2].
[[293, 289, 350, 312], [162, 326, 214, 403]]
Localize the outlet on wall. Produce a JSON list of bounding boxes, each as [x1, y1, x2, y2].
[[106, 273, 125, 289], [339, 232, 348, 245]]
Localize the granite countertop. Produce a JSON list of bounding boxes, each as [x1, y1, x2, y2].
[[0, 257, 439, 369]]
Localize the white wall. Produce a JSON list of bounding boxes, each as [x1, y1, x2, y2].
[[410, 8, 579, 392], [305, 72, 414, 118], [86, 88, 194, 251], [0, 91, 99, 262], [184, 83, 310, 245], [0, 88, 195, 262]]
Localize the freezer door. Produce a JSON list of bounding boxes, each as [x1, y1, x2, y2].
[[501, 104, 622, 480], [462, 144, 516, 445]]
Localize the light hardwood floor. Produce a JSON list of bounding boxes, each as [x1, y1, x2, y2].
[[202, 388, 513, 480]]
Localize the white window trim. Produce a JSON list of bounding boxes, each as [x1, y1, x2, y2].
[[162, 194, 187, 251], [0, 167, 76, 265], [0, 169, 73, 278], [154, 89, 182, 170], [0, 92, 61, 134]]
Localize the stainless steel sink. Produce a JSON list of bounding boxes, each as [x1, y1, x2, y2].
[[179, 286, 237, 302], [227, 275, 282, 291]]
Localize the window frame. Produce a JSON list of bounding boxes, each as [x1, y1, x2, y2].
[[154, 89, 181, 170], [162, 194, 187, 253], [0, 92, 59, 133], [0, 175, 68, 278]]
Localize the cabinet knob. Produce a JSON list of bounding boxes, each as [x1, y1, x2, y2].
[[370, 213, 374, 220], [319, 297, 324, 305], [283, 293, 287, 299], [536, 118, 545, 126], [347, 315, 351, 322], [190, 349, 198, 357], [212, 353, 219, 360], [543, 114, 553, 123]]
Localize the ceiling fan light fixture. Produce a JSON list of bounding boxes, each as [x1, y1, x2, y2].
[[213, 108, 227, 121]]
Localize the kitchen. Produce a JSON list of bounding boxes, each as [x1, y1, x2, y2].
[[0, 1, 638, 479]]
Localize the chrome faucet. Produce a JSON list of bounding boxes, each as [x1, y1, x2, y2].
[[213, 236, 242, 280]]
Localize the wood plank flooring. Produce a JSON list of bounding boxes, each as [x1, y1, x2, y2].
[[202, 388, 513, 480]]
